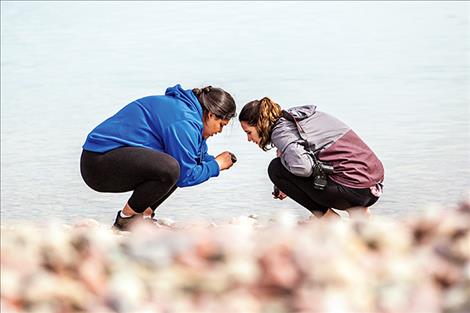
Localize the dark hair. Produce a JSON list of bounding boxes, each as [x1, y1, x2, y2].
[[193, 86, 237, 120], [239, 97, 283, 151]]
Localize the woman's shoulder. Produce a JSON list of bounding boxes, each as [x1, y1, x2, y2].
[[271, 117, 301, 144], [165, 117, 203, 136], [284, 105, 317, 120]]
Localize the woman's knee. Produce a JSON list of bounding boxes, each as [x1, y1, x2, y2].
[[267, 157, 284, 184], [80, 150, 104, 191], [160, 156, 180, 185]]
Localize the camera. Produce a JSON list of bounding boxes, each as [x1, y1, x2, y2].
[[313, 173, 327, 190], [320, 163, 334, 175], [312, 161, 334, 190]]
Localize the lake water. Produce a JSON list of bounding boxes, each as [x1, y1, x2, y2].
[[1, 2, 469, 226]]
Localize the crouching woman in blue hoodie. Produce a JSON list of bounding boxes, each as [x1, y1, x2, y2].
[[80, 84, 236, 230], [239, 97, 384, 219]]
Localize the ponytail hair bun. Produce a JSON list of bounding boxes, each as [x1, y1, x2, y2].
[[193, 86, 236, 120]]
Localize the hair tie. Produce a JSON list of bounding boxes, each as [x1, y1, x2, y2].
[[202, 86, 212, 93]]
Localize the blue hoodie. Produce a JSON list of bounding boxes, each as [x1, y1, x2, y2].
[[82, 84, 220, 187]]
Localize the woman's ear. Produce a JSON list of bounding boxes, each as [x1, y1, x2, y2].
[[207, 112, 217, 121], [202, 111, 211, 122]]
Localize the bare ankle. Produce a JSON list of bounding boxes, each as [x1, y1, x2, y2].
[[122, 203, 138, 216], [347, 207, 371, 219], [322, 208, 341, 219], [143, 207, 154, 218]]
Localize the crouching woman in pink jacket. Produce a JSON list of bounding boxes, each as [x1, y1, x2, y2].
[[239, 97, 384, 218]]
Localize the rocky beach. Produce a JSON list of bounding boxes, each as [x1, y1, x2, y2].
[[1, 195, 469, 313]]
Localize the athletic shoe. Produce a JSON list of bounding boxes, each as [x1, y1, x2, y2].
[[112, 211, 143, 231]]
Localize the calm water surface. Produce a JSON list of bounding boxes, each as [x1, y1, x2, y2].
[[1, 2, 469, 225]]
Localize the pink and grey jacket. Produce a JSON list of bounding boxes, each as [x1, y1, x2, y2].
[[271, 105, 384, 189]]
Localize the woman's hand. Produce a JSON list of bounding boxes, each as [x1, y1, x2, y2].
[[274, 191, 287, 200], [272, 186, 287, 200], [215, 151, 235, 170]]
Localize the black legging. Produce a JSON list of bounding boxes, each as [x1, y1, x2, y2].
[[268, 158, 378, 216], [80, 147, 180, 213]]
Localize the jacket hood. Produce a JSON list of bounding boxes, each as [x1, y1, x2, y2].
[[165, 84, 203, 117], [285, 105, 317, 120]]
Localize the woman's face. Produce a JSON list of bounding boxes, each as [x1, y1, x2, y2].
[[203, 112, 230, 139], [240, 121, 261, 145]]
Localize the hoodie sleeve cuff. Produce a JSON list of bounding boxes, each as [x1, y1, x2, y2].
[[207, 159, 220, 177]]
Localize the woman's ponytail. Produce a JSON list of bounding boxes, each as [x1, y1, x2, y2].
[[239, 97, 282, 151]]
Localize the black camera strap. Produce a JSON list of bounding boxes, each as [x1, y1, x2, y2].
[[282, 110, 334, 190], [281, 110, 314, 152]]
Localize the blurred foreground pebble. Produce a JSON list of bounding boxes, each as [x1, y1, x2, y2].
[[1, 194, 469, 313]]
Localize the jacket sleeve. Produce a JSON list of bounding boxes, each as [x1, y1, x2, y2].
[[164, 120, 220, 187], [201, 141, 216, 162], [280, 142, 314, 177], [272, 123, 314, 177]]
